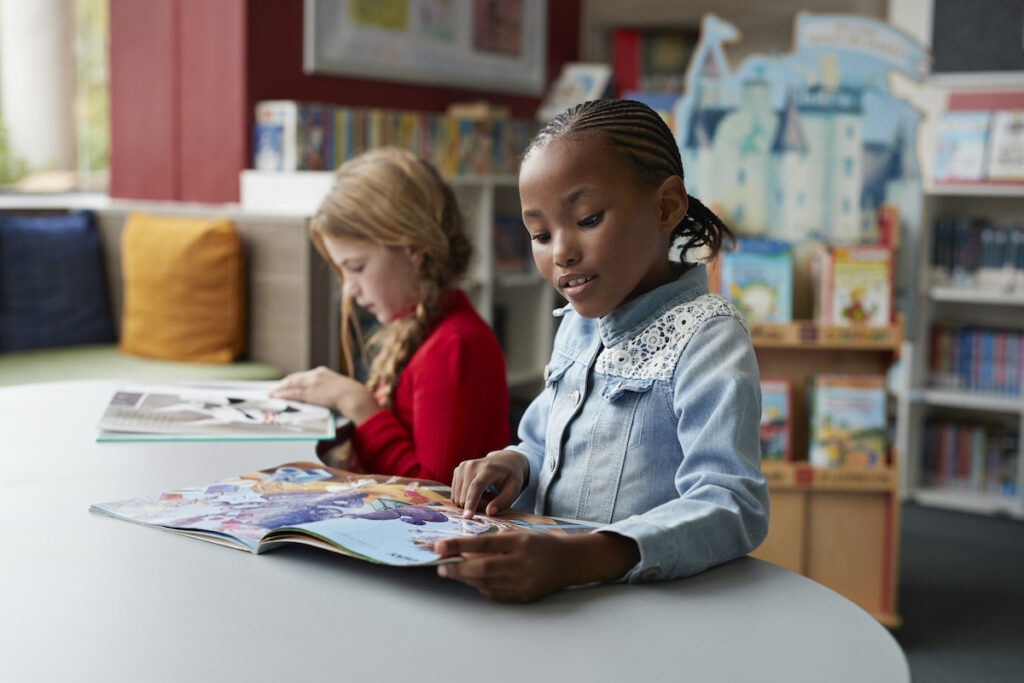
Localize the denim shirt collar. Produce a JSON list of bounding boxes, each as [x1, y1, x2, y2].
[[595, 262, 708, 348]]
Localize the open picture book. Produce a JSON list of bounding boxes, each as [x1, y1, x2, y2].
[[90, 462, 592, 567], [95, 382, 339, 442]]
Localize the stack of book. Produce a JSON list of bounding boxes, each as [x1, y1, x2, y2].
[[929, 216, 1024, 292], [922, 419, 1019, 497], [929, 325, 1024, 396]]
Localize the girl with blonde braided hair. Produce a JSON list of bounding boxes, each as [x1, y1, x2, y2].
[[271, 148, 510, 485]]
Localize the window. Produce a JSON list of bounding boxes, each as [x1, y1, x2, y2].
[[0, 0, 108, 192]]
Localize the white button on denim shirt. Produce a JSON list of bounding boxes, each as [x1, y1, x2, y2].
[[510, 263, 769, 583]]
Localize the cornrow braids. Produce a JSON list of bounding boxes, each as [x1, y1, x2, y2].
[[526, 99, 733, 260], [309, 147, 470, 407]]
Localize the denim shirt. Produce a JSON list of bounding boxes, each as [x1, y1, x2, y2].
[[510, 263, 769, 583]]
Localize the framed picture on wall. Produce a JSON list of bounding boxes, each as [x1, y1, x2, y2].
[[303, 0, 548, 95]]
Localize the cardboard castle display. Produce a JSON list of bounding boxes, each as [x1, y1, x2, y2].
[[671, 13, 928, 320]]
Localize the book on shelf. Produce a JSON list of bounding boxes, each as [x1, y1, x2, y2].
[[90, 462, 592, 566], [923, 419, 1019, 497], [535, 62, 613, 123], [986, 109, 1024, 182], [929, 216, 1024, 292], [928, 325, 1023, 396], [759, 378, 793, 461], [808, 374, 887, 469], [812, 244, 892, 327], [611, 27, 697, 97], [253, 101, 537, 177], [717, 238, 793, 324], [987, 109, 1024, 180], [933, 110, 991, 183], [95, 382, 339, 442], [253, 100, 300, 172], [298, 103, 335, 171], [492, 215, 531, 273]]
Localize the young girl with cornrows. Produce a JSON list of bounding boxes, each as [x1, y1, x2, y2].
[[270, 147, 510, 485], [435, 99, 769, 601]]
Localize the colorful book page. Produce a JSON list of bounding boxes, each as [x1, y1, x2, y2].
[[91, 463, 591, 566]]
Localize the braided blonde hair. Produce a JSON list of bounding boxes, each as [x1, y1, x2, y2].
[[310, 147, 471, 407]]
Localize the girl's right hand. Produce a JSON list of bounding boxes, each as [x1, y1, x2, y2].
[[269, 366, 380, 424], [450, 449, 529, 518]]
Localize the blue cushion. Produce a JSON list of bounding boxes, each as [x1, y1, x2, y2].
[[0, 211, 115, 351]]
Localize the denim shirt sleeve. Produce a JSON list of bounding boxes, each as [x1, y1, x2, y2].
[[506, 377, 552, 512], [599, 314, 770, 583]]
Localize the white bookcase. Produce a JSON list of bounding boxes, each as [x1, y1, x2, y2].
[[899, 182, 1024, 519], [240, 170, 558, 400]]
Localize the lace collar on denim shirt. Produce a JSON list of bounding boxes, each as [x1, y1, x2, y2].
[[583, 263, 747, 382]]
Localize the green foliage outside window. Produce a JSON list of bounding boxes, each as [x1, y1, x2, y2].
[[0, 0, 108, 188]]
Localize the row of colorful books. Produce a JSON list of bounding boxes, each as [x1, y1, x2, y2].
[[921, 419, 1019, 498], [760, 374, 888, 469], [933, 109, 1024, 183], [710, 238, 893, 327], [929, 325, 1024, 397], [253, 101, 538, 176], [928, 216, 1024, 292]]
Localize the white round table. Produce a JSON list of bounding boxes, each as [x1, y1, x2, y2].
[[0, 381, 910, 683]]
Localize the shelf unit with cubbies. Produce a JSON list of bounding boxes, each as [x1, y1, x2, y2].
[[748, 316, 904, 628], [447, 175, 558, 400], [898, 181, 1024, 520]]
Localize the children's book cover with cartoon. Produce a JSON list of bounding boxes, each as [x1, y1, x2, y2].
[[96, 383, 337, 442], [718, 238, 793, 323], [829, 245, 893, 327], [90, 463, 591, 566], [808, 374, 887, 469]]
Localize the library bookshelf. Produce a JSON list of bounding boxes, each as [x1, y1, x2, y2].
[[749, 318, 904, 628], [897, 180, 1024, 520]]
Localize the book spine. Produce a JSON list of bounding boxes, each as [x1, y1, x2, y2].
[[981, 330, 994, 392], [956, 423, 973, 489], [923, 419, 938, 484], [970, 425, 987, 492], [611, 28, 641, 98]]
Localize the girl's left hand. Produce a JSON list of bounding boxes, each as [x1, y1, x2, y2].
[[434, 531, 576, 602], [434, 531, 641, 603]]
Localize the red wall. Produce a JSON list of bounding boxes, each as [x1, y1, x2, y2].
[[109, 0, 581, 203], [109, 0, 180, 200]]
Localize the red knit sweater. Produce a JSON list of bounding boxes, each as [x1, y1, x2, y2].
[[343, 290, 510, 485]]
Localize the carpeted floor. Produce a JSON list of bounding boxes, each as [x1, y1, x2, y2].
[[895, 502, 1024, 682]]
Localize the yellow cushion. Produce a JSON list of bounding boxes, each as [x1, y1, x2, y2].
[[118, 212, 245, 363]]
